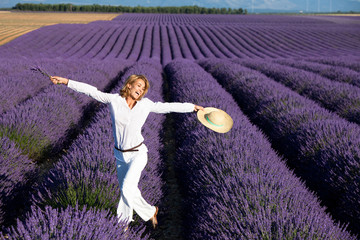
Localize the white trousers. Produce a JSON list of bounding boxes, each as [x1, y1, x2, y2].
[[115, 144, 156, 224]]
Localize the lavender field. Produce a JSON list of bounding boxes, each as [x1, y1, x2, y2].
[[0, 13, 359, 239]]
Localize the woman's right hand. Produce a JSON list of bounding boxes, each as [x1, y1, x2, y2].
[[50, 76, 69, 85]]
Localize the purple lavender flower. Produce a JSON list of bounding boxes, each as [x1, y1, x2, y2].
[[276, 58, 360, 88], [0, 136, 36, 226], [1, 204, 148, 240], [240, 59, 360, 125], [198, 57, 360, 235], [164, 59, 355, 239], [30, 66, 52, 79]]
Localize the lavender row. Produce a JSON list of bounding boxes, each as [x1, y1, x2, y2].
[[0, 57, 87, 114], [234, 27, 279, 58], [240, 59, 360, 125], [0, 59, 130, 229], [0, 24, 83, 58], [116, 25, 141, 60], [219, 27, 265, 58], [160, 25, 172, 64], [1, 204, 147, 240], [85, 17, 359, 60], [29, 60, 165, 236], [0, 82, 88, 226], [276, 58, 360, 88], [206, 26, 252, 58], [112, 13, 345, 25], [192, 26, 231, 58], [230, 24, 357, 58], [0, 136, 36, 226], [103, 25, 133, 60], [2, 16, 359, 63], [137, 25, 154, 61], [167, 25, 183, 60], [112, 22, 358, 61], [168, 24, 311, 60], [241, 27, 303, 58], [177, 25, 202, 59], [0, 59, 129, 160], [241, 26, 348, 58], [0, 24, 117, 60], [198, 58, 360, 235], [305, 56, 360, 72], [31, 107, 121, 212], [164, 59, 354, 239]]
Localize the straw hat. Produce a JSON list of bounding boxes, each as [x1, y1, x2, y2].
[[197, 107, 233, 133]]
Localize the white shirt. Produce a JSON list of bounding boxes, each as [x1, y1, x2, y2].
[[67, 79, 195, 152]]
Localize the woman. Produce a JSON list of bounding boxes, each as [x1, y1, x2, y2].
[[50, 74, 203, 230]]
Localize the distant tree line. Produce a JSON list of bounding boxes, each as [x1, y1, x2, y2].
[[13, 3, 247, 14]]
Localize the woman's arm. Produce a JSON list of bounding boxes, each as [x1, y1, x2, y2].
[[150, 100, 204, 113], [51, 76, 115, 104]]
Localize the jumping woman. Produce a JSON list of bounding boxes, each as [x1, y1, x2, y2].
[[50, 75, 204, 230]]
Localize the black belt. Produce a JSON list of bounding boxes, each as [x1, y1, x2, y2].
[[115, 142, 143, 152]]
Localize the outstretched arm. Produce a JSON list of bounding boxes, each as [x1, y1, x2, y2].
[[150, 100, 204, 113], [50, 76, 115, 104]]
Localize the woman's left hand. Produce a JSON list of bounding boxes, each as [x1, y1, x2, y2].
[[194, 105, 204, 112]]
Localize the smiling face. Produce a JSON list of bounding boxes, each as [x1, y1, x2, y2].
[[128, 79, 146, 100], [120, 74, 150, 101]]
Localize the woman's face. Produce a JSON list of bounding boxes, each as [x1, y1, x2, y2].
[[127, 79, 146, 100]]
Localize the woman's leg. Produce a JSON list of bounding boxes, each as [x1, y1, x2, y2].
[[116, 150, 156, 224], [116, 159, 131, 223]]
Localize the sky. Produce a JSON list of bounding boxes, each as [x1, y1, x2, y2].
[[1, 0, 359, 13]]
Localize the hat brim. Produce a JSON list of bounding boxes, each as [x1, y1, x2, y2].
[[197, 107, 233, 133]]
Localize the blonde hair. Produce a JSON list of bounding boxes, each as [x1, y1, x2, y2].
[[120, 74, 150, 100]]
